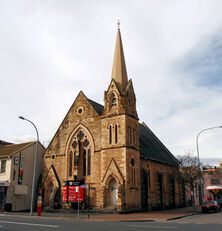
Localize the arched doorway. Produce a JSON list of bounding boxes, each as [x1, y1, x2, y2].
[[109, 178, 118, 206], [44, 180, 60, 208], [104, 177, 119, 208]]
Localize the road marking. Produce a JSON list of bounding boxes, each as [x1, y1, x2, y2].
[[0, 220, 59, 228], [128, 224, 178, 229]]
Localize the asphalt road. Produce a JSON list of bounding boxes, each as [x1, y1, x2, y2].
[[0, 213, 222, 231], [171, 210, 222, 224]]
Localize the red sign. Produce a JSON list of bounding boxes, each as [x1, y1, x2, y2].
[[62, 181, 85, 203], [62, 186, 68, 203], [68, 186, 76, 202], [68, 186, 84, 202], [76, 186, 84, 202]]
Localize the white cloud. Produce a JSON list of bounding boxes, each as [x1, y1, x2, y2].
[[1, 0, 222, 159]]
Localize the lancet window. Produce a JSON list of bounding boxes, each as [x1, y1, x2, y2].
[[130, 158, 136, 187], [114, 124, 118, 144], [68, 129, 92, 179], [108, 123, 119, 144], [108, 92, 118, 112], [109, 125, 112, 144], [128, 125, 136, 146]]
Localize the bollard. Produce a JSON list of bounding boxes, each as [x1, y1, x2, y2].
[[37, 195, 42, 216]]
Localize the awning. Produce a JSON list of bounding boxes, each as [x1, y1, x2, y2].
[[206, 185, 222, 191]]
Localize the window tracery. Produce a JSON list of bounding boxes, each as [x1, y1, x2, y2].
[[68, 129, 92, 179]]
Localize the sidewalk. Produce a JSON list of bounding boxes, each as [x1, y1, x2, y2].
[[1, 206, 201, 222], [85, 206, 201, 222]]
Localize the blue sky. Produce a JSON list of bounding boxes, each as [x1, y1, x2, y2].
[[0, 0, 222, 159], [178, 31, 222, 88]]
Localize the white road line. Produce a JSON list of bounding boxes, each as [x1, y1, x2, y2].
[[128, 224, 178, 229], [0, 220, 59, 228]]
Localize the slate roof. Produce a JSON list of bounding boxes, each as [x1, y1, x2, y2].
[[0, 142, 34, 157], [139, 122, 179, 167], [0, 140, 12, 146], [88, 98, 104, 115]]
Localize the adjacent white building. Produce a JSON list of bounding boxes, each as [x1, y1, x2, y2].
[[0, 141, 45, 211]]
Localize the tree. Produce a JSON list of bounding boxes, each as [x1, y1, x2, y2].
[[177, 151, 202, 206]]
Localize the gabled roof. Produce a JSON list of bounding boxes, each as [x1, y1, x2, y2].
[[43, 164, 61, 187], [87, 98, 104, 115], [139, 123, 179, 167], [0, 142, 34, 157]]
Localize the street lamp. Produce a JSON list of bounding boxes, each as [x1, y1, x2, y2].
[[19, 116, 39, 216], [196, 125, 222, 205]]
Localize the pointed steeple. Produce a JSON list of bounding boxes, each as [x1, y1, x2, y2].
[[111, 23, 128, 90]]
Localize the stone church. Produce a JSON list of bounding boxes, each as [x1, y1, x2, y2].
[[42, 27, 185, 211]]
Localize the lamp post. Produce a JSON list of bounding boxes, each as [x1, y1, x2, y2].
[[19, 116, 39, 216], [196, 125, 222, 205]]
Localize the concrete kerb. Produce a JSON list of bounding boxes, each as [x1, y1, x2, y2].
[[167, 211, 201, 221]]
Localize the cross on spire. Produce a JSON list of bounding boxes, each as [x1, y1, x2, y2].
[[117, 20, 120, 29]]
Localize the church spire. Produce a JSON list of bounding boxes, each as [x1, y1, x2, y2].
[[111, 22, 128, 90]]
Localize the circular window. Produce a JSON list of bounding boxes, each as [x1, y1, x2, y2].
[[72, 141, 78, 149], [83, 139, 89, 147], [77, 107, 84, 115], [51, 153, 56, 161], [77, 130, 85, 140]]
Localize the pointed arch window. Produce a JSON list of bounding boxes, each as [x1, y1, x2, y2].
[[134, 128, 137, 146], [68, 129, 93, 179], [87, 149, 91, 176], [111, 97, 117, 106], [83, 149, 87, 176], [130, 158, 136, 187], [74, 150, 78, 166], [132, 127, 135, 145], [129, 126, 132, 145], [69, 151, 73, 177], [109, 125, 112, 144], [114, 124, 118, 144], [148, 169, 151, 188], [109, 92, 118, 111]]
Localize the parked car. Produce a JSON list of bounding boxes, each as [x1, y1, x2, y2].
[[201, 200, 221, 213], [216, 199, 222, 208]]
